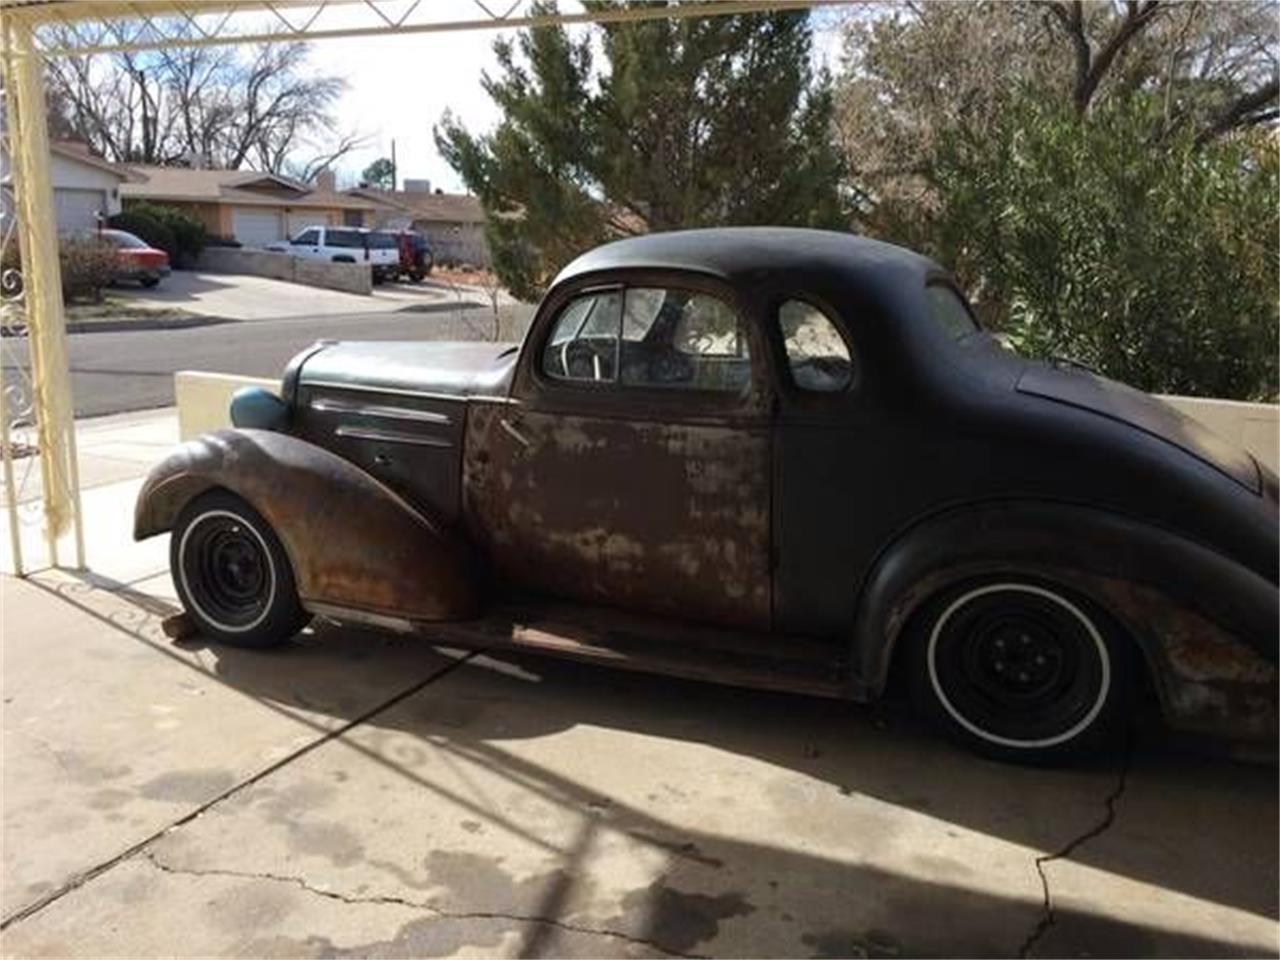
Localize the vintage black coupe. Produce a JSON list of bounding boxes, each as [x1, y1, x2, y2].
[[135, 228, 1278, 762]]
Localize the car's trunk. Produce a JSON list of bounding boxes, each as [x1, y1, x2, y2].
[[1016, 364, 1261, 493]]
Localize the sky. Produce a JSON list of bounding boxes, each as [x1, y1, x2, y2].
[[305, 3, 848, 195]]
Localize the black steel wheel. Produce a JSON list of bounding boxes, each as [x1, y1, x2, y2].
[[171, 489, 308, 648], [913, 580, 1127, 763]]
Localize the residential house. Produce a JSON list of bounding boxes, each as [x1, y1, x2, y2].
[[1, 140, 136, 234], [345, 182, 490, 267], [119, 166, 379, 248]]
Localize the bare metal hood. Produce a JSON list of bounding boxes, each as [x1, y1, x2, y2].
[[298, 340, 520, 399], [1016, 365, 1260, 493]]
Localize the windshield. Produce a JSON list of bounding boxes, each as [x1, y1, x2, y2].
[[102, 230, 149, 249]]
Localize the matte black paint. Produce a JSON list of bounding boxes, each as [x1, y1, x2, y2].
[[138, 227, 1279, 741]]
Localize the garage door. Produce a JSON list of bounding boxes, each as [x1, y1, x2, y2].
[[231, 208, 283, 248], [286, 211, 325, 238], [55, 188, 107, 235]]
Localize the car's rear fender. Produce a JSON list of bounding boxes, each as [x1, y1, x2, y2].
[[851, 500, 1277, 741], [135, 428, 480, 623]]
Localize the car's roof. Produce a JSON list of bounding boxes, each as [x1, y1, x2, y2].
[[552, 227, 942, 290], [97, 228, 148, 245]]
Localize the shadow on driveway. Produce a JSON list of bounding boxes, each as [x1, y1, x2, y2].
[[30, 571, 1280, 958]]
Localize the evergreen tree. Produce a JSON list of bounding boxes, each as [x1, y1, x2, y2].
[[436, 1, 851, 300]]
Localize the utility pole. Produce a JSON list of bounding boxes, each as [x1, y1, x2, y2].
[[390, 138, 397, 192]]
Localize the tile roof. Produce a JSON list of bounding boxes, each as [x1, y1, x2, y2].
[[345, 187, 485, 223], [121, 165, 379, 210], [45, 142, 140, 181]]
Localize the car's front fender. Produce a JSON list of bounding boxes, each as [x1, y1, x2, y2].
[[135, 429, 479, 623], [851, 500, 1277, 742]]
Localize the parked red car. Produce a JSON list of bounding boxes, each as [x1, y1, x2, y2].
[[99, 228, 170, 288]]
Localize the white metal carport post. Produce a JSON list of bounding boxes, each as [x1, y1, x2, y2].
[[1, 14, 86, 574]]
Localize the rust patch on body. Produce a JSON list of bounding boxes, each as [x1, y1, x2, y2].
[[1094, 578, 1277, 740], [465, 403, 771, 629], [136, 429, 479, 622]]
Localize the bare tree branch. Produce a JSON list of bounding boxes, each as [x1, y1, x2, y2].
[[288, 130, 372, 183], [43, 20, 351, 174], [1196, 78, 1280, 144], [1045, 0, 1165, 115]]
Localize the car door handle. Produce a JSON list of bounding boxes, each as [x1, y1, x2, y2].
[[499, 416, 531, 449]]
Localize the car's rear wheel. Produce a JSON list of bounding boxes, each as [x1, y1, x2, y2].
[[171, 490, 308, 648], [912, 579, 1127, 763]]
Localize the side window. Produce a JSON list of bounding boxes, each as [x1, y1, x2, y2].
[[541, 291, 623, 383], [778, 299, 853, 392], [293, 229, 320, 245], [327, 229, 360, 249], [620, 288, 750, 393]]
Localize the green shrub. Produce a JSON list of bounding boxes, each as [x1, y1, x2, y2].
[[107, 210, 177, 264], [122, 202, 207, 268], [911, 90, 1278, 401]]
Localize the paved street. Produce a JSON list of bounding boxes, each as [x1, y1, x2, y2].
[[2, 284, 535, 418], [0, 411, 1276, 959]]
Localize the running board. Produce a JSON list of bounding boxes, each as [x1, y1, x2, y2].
[[418, 602, 849, 699]]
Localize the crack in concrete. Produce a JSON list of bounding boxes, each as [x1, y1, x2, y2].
[[1017, 732, 1133, 958], [0, 652, 477, 932], [143, 851, 700, 958]]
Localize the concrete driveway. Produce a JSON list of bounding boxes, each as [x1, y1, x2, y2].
[[114, 271, 457, 322], [1, 414, 1277, 959]]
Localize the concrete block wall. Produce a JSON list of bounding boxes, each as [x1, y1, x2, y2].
[[1160, 396, 1278, 477], [197, 247, 371, 295], [175, 371, 278, 441]]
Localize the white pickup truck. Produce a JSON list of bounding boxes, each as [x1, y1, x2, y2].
[[276, 226, 400, 283]]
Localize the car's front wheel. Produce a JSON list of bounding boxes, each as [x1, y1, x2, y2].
[[171, 490, 308, 648], [912, 579, 1128, 763]]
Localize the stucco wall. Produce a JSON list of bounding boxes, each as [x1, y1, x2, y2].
[[2, 150, 123, 231], [1160, 395, 1279, 476], [175, 371, 278, 440], [49, 154, 123, 214], [196, 246, 371, 295]]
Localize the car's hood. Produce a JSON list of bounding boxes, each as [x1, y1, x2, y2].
[[1016, 364, 1261, 493], [297, 340, 520, 399]]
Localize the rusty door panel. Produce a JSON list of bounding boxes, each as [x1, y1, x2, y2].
[[464, 402, 771, 629]]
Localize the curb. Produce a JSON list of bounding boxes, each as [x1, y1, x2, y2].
[[1, 315, 236, 337], [393, 300, 485, 314]]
